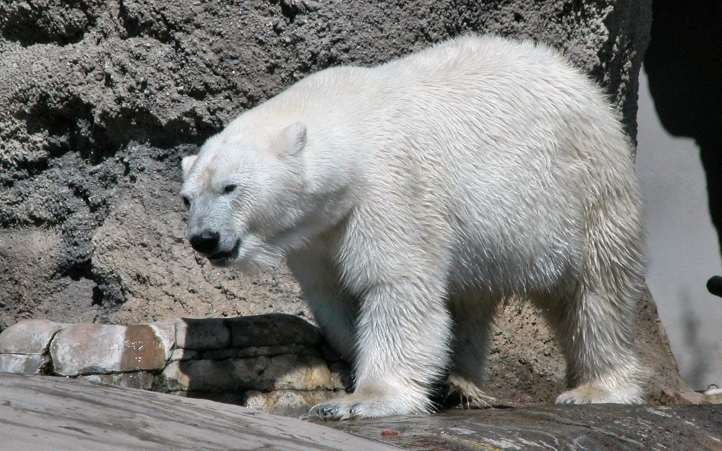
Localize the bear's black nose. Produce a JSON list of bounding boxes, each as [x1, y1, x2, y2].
[[189, 230, 220, 254]]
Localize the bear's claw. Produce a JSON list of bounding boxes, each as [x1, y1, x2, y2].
[[309, 392, 431, 420], [309, 401, 362, 421], [444, 373, 495, 409]]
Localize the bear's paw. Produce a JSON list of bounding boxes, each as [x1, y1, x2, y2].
[[556, 385, 643, 404], [309, 391, 431, 420]]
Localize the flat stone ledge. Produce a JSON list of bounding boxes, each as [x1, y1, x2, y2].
[[0, 373, 395, 451], [327, 404, 722, 450], [2, 373, 721, 451]]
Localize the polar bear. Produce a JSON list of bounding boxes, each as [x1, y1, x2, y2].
[[179, 35, 645, 420]]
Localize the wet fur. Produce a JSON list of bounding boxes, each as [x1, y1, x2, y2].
[[180, 35, 645, 420]]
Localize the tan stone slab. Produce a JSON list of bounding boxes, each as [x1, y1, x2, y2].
[[50, 324, 166, 376], [0, 373, 397, 451], [0, 319, 64, 354], [0, 354, 50, 375]]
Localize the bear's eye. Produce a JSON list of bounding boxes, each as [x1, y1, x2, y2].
[[181, 195, 191, 209], [223, 184, 237, 194]]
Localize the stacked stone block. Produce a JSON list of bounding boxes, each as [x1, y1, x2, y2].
[[0, 314, 351, 417]]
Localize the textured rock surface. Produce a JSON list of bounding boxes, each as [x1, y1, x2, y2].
[[2, 373, 721, 451], [0, 0, 685, 407], [0, 0, 650, 321], [0, 318, 63, 354], [0, 318, 62, 374], [0, 310, 705, 418], [0, 373, 396, 451], [0, 353, 50, 375], [329, 404, 722, 450]]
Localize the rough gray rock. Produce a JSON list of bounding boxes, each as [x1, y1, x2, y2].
[[0, 353, 50, 375], [0, 0, 650, 324], [329, 404, 722, 450], [0, 318, 63, 354], [0, 318, 60, 374], [2, 373, 721, 451], [0, 373, 396, 451]]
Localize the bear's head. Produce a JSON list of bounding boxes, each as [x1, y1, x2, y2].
[[179, 121, 311, 271]]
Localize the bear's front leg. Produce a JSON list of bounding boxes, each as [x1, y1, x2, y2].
[[287, 249, 359, 362], [311, 277, 453, 420]]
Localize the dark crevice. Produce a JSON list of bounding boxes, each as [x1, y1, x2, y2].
[[0, 0, 99, 46], [16, 94, 97, 167], [279, 2, 298, 23], [559, 0, 585, 20], [14, 92, 213, 179], [59, 259, 93, 282], [118, 0, 175, 43]]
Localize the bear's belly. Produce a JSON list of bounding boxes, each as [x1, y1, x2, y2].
[[445, 234, 577, 302]]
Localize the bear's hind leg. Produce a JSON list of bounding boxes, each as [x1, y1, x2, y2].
[[446, 296, 498, 408], [540, 290, 644, 404]]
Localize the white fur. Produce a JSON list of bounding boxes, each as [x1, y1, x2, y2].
[[180, 35, 645, 419]]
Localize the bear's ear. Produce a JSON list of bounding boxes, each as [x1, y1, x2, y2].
[[182, 155, 198, 178], [278, 122, 307, 156]]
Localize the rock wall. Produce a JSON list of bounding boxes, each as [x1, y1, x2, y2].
[[0, 0, 690, 404]]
